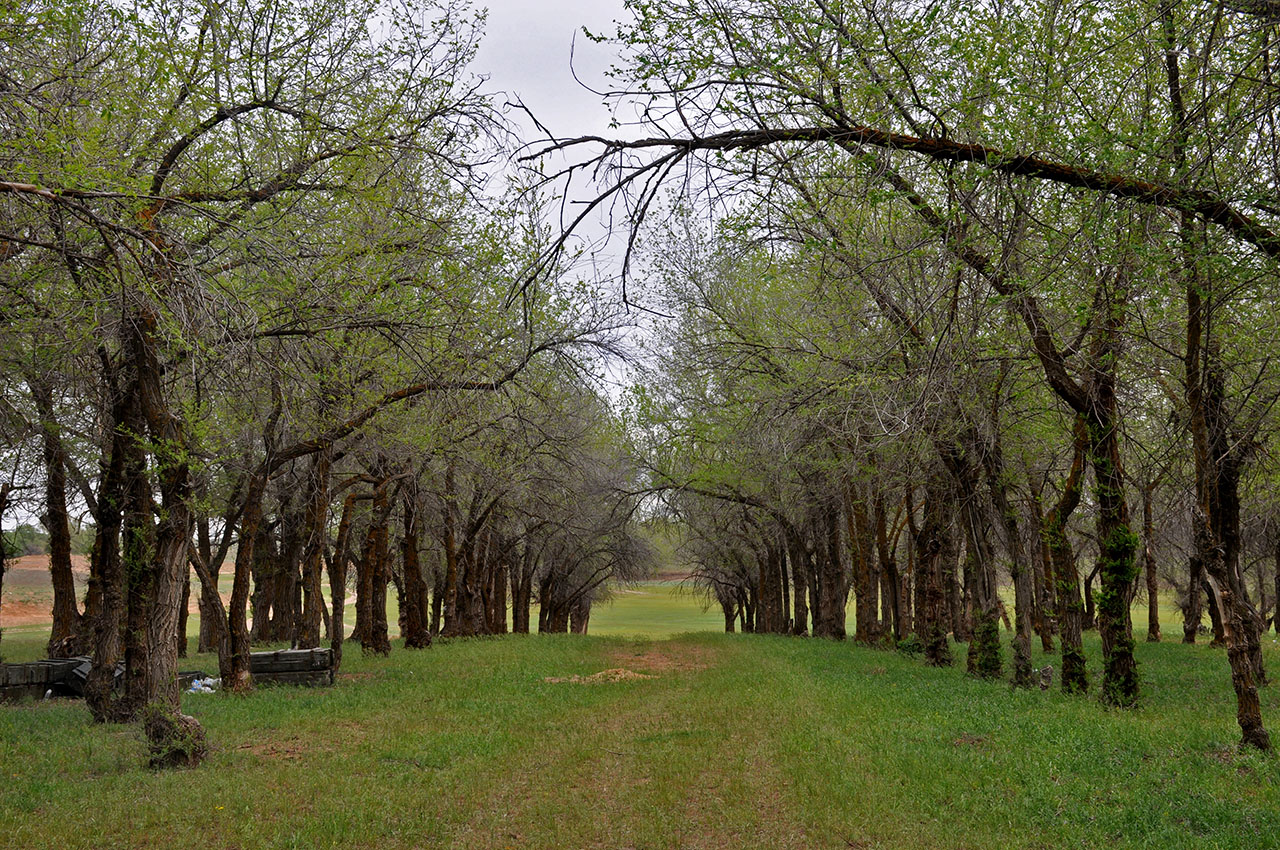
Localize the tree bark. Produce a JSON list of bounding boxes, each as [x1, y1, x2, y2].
[[913, 469, 953, 667], [1143, 482, 1161, 642], [31, 378, 82, 657], [401, 490, 432, 648], [1046, 417, 1088, 694], [328, 493, 359, 671], [296, 449, 331, 649]]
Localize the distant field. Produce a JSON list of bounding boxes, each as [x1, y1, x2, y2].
[[591, 581, 723, 637]]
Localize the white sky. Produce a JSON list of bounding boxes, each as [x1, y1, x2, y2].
[[473, 0, 629, 145]]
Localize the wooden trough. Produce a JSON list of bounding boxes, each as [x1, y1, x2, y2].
[[250, 648, 334, 687], [0, 648, 333, 702]]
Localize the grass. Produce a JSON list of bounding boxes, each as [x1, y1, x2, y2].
[[2, 585, 1279, 849], [591, 581, 724, 638]]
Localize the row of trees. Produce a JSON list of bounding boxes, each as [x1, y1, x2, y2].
[[0, 0, 650, 762], [537, 0, 1280, 752]]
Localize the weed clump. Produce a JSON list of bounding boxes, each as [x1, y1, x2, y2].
[[143, 704, 208, 769]]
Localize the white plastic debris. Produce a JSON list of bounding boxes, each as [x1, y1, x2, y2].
[[186, 676, 218, 694]]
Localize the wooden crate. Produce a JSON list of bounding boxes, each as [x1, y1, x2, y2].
[[250, 648, 334, 686]]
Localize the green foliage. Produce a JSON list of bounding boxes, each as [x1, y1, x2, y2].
[[895, 633, 924, 657], [2, 524, 49, 558]]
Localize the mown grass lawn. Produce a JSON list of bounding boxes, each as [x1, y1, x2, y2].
[[2, 586, 1279, 849]]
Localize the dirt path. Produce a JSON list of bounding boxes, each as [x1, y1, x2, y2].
[[453, 636, 816, 850]]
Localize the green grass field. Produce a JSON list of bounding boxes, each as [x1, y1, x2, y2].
[[2, 584, 1279, 849]]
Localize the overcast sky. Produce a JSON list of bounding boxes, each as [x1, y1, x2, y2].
[[472, 0, 629, 145]]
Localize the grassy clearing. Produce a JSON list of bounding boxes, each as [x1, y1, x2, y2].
[[591, 581, 723, 638], [3, 586, 1279, 848], [2, 603, 1279, 849]]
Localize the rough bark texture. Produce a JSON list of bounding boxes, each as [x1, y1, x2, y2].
[[32, 378, 83, 657], [912, 470, 953, 667], [1046, 418, 1089, 695], [401, 492, 432, 649], [296, 449, 331, 650]]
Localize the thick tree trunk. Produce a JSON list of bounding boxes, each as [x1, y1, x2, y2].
[[85, 412, 128, 718], [86, 308, 197, 740], [755, 542, 785, 634], [913, 471, 953, 667], [848, 494, 878, 643], [1087, 408, 1140, 707], [32, 379, 82, 657], [401, 493, 432, 649], [941, 440, 1001, 680]]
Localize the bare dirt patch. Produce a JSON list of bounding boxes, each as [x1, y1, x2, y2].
[[236, 737, 309, 761], [544, 668, 655, 684], [0, 600, 54, 627], [953, 733, 987, 748], [607, 642, 716, 674]]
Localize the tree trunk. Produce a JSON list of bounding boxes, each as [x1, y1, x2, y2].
[[788, 536, 810, 637], [1143, 483, 1161, 642], [364, 483, 392, 656], [983, 432, 1033, 688], [226, 474, 267, 692], [329, 493, 359, 671], [85, 407, 129, 718], [1274, 540, 1280, 635], [0, 484, 8, 661], [1027, 491, 1057, 653], [815, 499, 849, 640], [296, 449, 331, 649], [1046, 417, 1088, 694], [1183, 555, 1204, 643], [511, 545, 532, 634], [874, 494, 902, 642], [913, 470, 953, 667], [1087, 407, 1140, 707], [32, 378, 82, 657], [941, 440, 1001, 681], [401, 492, 432, 648], [848, 494, 878, 643]]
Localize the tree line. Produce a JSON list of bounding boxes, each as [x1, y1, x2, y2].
[[534, 0, 1280, 752], [0, 0, 651, 762]]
